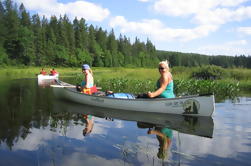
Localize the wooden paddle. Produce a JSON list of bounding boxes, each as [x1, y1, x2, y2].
[[50, 85, 102, 89], [50, 85, 76, 88]]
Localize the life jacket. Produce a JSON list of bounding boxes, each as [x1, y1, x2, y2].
[[40, 71, 47, 75], [51, 70, 57, 75], [81, 86, 98, 95]]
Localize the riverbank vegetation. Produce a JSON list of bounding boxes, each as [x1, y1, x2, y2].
[[1, 66, 250, 99]]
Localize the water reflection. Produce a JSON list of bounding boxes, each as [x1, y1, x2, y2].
[[0, 78, 250, 166], [82, 114, 94, 136], [54, 99, 214, 138], [139, 123, 173, 160], [38, 79, 57, 87]]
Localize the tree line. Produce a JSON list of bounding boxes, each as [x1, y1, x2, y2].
[[0, 0, 250, 68], [0, 0, 159, 67], [157, 51, 251, 68]]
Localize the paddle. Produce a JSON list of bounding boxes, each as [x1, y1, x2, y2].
[[50, 85, 76, 88], [50, 85, 102, 90]]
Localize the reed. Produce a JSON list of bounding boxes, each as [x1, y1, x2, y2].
[[0, 66, 249, 99]]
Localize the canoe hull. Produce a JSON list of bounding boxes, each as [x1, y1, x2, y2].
[[53, 99, 214, 138], [38, 74, 59, 80], [52, 84, 215, 117], [38, 74, 59, 85]]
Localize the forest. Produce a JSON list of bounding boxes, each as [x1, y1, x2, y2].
[[0, 0, 251, 68]]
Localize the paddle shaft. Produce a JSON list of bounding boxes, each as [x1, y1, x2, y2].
[[51, 85, 102, 89]]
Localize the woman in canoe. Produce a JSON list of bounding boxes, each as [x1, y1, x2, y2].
[[80, 64, 97, 94], [50, 68, 58, 76], [148, 60, 175, 98]]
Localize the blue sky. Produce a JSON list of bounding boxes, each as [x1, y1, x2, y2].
[[14, 0, 251, 56]]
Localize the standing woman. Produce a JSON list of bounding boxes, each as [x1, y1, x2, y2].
[[81, 64, 94, 94], [148, 60, 175, 98]]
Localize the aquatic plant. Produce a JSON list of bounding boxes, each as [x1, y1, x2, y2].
[[191, 65, 226, 80], [174, 79, 239, 101], [75, 77, 240, 101]]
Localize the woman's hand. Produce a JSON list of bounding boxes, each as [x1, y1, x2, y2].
[[147, 91, 154, 98], [148, 129, 154, 134]]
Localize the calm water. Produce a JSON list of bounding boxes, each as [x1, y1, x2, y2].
[[0, 78, 250, 166]]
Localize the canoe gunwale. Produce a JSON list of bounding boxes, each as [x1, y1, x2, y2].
[[63, 87, 214, 102]]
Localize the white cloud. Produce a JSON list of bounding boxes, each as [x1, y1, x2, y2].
[[109, 0, 251, 45], [225, 40, 247, 46], [12, 127, 56, 151], [237, 27, 251, 35], [193, 6, 251, 25], [109, 16, 218, 42], [153, 0, 248, 17], [138, 0, 150, 2], [15, 0, 110, 21], [153, 0, 251, 26], [197, 40, 251, 56]]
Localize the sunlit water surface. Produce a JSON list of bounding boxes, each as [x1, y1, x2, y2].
[[0, 78, 250, 166]]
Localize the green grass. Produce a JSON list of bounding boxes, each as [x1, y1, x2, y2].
[[1, 66, 250, 99]]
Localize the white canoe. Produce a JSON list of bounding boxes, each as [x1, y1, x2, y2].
[[52, 81, 215, 117], [38, 74, 59, 83], [38, 74, 59, 80], [53, 99, 214, 138]]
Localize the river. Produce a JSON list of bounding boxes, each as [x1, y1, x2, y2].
[[0, 78, 250, 166]]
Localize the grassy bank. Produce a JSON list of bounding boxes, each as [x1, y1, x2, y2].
[[1, 66, 250, 95]]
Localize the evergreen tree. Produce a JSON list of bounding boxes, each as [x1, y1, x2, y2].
[[17, 26, 35, 65], [3, 0, 20, 63], [63, 15, 75, 53], [96, 27, 107, 51], [107, 29, 119, 66], [119, 35, 132, 66], [104, 50, 112, 67], [31, 14, 44, 65], [0, 1, 5, 46], [58, 15, 69, 49], [19, 3, 30, 27], [76, 48, 93, 66], [73, 18, 88, 50]]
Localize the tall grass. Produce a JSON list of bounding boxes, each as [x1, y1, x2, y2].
[[0, 66, 250, 99]]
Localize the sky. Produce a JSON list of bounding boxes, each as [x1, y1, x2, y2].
[[13, 0, 251, 56]]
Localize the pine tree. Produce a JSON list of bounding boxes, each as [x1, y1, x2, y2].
[[73, 18, 88, 50], [19, 3, 30, 27], [107, 29, 118, 66], [0, 0, 5, 46], [3, 0, 20, 63]]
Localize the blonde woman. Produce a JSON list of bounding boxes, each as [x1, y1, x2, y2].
[[148, 60, 175, 98], [81, 64, 94, 94]]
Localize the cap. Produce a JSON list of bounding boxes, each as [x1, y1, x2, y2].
[[82, 64, 90, 70]]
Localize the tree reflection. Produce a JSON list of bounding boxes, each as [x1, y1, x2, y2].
[[0, 79, 74, 149]]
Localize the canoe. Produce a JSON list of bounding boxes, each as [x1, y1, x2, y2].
[[53, 99, 214, 138], [52, 80, 215, 117], [38, 74, 59, 86], [38, 74, 59, 81]]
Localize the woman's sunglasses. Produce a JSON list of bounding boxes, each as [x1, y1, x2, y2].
[[159, 67, 165, 70]]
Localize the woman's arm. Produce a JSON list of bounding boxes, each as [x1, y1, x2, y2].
[[85, 74, 90, 88], [85, 73, 94, 88], [148, 74, 170, 98]]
